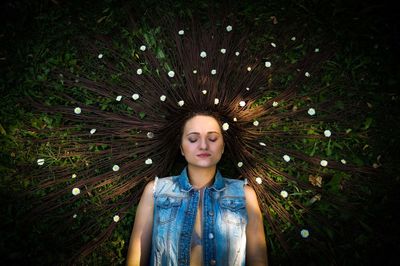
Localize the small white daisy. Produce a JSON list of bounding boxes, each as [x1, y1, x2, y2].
[[211, 69, 217, 75], [202, 90, 207, 95], [314, 48, 320, 53], [160, 95, 166, 102], [145, 158, 153, 165], [233, 117, 237, 122], [280, 190, 289, 198], [116, 95, 122, 101], [147, 132, 154, 139], [341, 159, 347, 164], [37, 158, 45, 165], [247, 67, 252, 72], [132, 93, 140, 100], [71, 174, 77, 179], [255, 177, 262, 184], [324, 130, 332, 137], [136, 68, 143, 75], [237, 162, 243, 168], [98, 53, 103, 59], [222, 123, 229, 131], [300, 229, 310, 238], [73, 214, 77, 219], [291, 36, 296, 41], [178, 30, 184, 35], [214, 98, 219, 105], [259, 142, 266, 146], [113, 164, 120, 171], [239, 101, 246, 107], [246, 87, 250, 91], [200, 51, 207, 58], [272, 101, 279, 107], [226, 25, 233, 32], [308, 108, 316, 116], [74, 107, 81, 114], [265, 61, 272, 68], [90, 128, 96, 134], [305, 72, 311, 77], [139, 45, 146, 51], [168, 71, 175, 78], [178, 100, 184, 106], [235, 51, 240, 56], [283, 155, 291, 162], [72, 187, 80, 196], [220, 48, 226, 54], [113, 215, 120, 222], [253, 120, 259, 126], [193, 69, 197, 74], [320, 160, 328, 167], [271, 42, 276, 47]]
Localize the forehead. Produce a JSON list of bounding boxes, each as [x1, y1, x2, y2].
[[183, 115, 221, 133]]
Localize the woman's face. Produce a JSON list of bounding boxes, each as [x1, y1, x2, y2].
[[181, 115, 224, 169]]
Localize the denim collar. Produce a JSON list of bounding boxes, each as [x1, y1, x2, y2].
[[178, 166, 225, 192]]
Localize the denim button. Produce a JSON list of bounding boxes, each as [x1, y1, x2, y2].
[[210, 259, 216, 265], [208, 210, 214, 216], [208, 233, 214, 239]]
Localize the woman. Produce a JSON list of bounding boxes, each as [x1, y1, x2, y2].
[[126, 113, 268, 265]]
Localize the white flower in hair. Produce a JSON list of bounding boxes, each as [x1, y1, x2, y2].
[[235, 51, 240, 56], [116, 95, 122, 101], [259, 142, 266, 146], [113, 215, 120, 222], [147, 132, 154, 139], [233, 117, 237, 122], [237, 162, 243, 167], [280, 190, 289, 198], [273, 101, 279, 107], [193, 69, 197, 74], [98, 53, 103, 59], [73, 214, 77, 218], [308, 108, 316, 116], [324, 130, 331, 137], [200, 51, 207, 58], [226, 25, 232, 32], [305, 72, 311, 77], [112, 164, 120, 171], [220, 48, 226, 54], [247, 67, 252, 72], [136, 68, 143, 75], [214, 98, 219, 105], [246, 87, 250, 91], [139, 45, 146, 51], [71, 174, 77, 178], [341, 159, 347, 164], [202, 90, 207, 95], [222, 123, 229, 131], [239, 101, 246, 107], [256, 177, 262, 184], [211, 69, 217, 75], [291, 36, 296, 41], [168, 71, 175, 77], [315, 48, 320, 53], [300, 229, 310, 238], [90, 128, 96, 134], [178, 30, 184, 35], [160, 95, 166, 102], [253, 120, 259, 126], [265, 61, 272, 68], [178, 100, 184, 106], [320, 160, 328, 167], [271, 42, 276, 47], [74, 107, 81, 114], [145, 158, 153, 165], [283, 155, 291, 162], [37, 158, 45, 165], [132, 93, 140, 100], [72, 188, 80, 196]]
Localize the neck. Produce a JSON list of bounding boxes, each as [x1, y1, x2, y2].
[[187, 165, 217, 189]]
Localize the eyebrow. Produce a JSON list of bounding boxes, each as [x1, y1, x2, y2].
[[186, 131, 220, 136]]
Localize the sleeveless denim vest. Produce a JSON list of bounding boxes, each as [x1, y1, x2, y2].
[[150, 167, 248, 266]]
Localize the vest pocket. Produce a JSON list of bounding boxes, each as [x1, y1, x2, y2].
[[220, 197, 247, 225], [155, 195, 182, 225]]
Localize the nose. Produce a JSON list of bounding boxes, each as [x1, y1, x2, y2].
[[199, 137, 208, 150]]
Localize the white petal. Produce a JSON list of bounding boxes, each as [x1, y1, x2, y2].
[[259, 142, 266, 146], [193, 69, 198, 74], [136, 68, 143, 75], [113, 164, 120, 171], [280, 190, 288, 198], [71, 174, 77, 179], [239, 101, 246, 107], [200, 51, 207, 58], [72, 187, 80, 196], [247, 67, 252, 72], [253, 121, 259, 126], [300, 229, 310, 238], [233, 117, 237, 122], [237, 162, 243, 167], [202, 90, 207, 95], [324, 130, 332, 137], [211, 69, 217, 75], [226, 25, 232, 32], [145, 158, 153, 165], [320, 160, 328, 167], [178, 30, 184, 35], [178, 100, 184, 106], [37, 158, 45, 165], [222, 123, 229, 131], [220, 48, 226, 54], [116, 95, 122, 101], [139, 45, 146, 51], [73, 214, 77, 218], [305, 72, 311, 77], [255, 177, 262, 184], [168, 71, 175, 77], [246, 87, 250, 91], [308, 108, 316, 116], [113, 215, 120, 222], [341, 159, 347, 164], [291, 36, 296, 41], [271, 42, 276, 47], [160, 95, 166, 101], [314, 48, 320, 53], [272, 101, 279, 107], [147, 132, 154, 139], [98, 53, 103, 59], [214, 98, 219, 105], [74, 107, 81, 114], [90, 128, 96, 134], [235, 51, 240, 56], [283, 155, 291, 162], [132, 93, 140, 100], [265, 61, 272, 68]]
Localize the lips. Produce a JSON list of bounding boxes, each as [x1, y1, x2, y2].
[[197, 153, 211, 158]]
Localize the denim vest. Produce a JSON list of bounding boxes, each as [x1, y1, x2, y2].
[[150, 167, 248, 266]]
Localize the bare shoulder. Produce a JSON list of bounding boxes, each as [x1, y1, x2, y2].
[[141, 180, 155, 199], [244, 185, 258, 204]]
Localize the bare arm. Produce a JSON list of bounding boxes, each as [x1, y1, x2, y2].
[[126, 181, 155, 266], [245, 185, 268, 266]]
